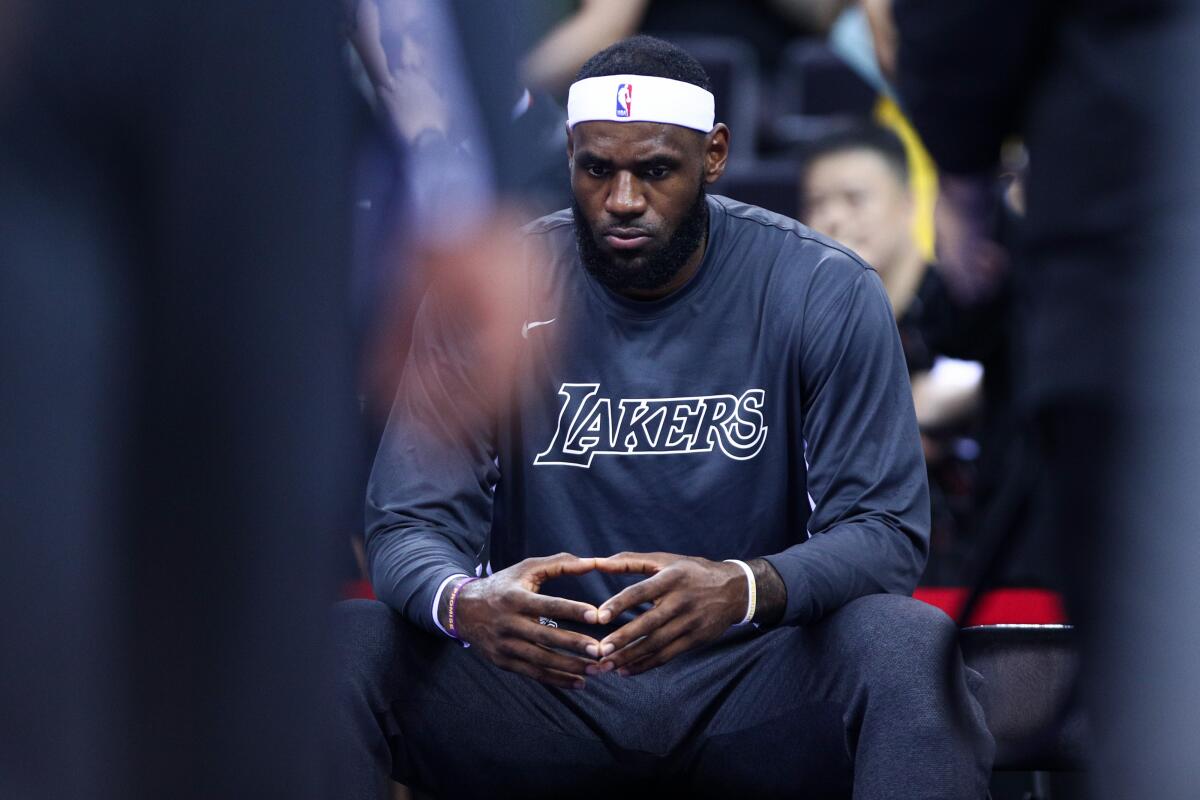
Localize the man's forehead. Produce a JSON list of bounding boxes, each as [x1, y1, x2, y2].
[[809, 149, 905, 188], [572, 120, 702, 158]]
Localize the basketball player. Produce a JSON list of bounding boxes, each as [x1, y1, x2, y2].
[[335, 35, 993, 799]]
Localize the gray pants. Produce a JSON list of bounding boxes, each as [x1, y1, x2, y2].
[[333, 593, 994, 799]]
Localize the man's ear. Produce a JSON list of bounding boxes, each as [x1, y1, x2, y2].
[[703, 123, 731, 185], [566, 124, 575, 170]]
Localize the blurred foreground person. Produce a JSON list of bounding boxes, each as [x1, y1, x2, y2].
[[890, 0, 1200, 796], [336, 36, 992, 799], [0, 2, 357, 797], [343, 0, 560, 430]]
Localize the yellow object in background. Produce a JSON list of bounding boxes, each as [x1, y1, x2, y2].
[[874, 95, 938, 262]]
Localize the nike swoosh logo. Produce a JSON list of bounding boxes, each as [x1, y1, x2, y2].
[[521, 318, 556, 339]]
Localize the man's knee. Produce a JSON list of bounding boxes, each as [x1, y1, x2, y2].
[[829, 593, 960, 686], [332, 599, 408, 700]]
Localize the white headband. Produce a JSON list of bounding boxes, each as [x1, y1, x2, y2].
[[566, 74, 715, 133]]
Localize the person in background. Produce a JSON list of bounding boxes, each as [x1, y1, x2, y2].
[[801, 124, 1004, 579], [520, 0, 851, 101], [802, 125, 964, 378], [521, 0, 650, 98]]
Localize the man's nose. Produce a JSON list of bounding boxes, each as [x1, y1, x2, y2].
[[816, 204, 849, 239], [823, 214, 844, 239], [604, 171, 647, 218]]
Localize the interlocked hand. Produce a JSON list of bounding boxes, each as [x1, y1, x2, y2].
[[586, 552, 748, 677], [453, 553, 602, 689]]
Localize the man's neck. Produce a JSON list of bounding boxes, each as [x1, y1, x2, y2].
[[882, 247, 927, 318], [619, 228, 709, 302]]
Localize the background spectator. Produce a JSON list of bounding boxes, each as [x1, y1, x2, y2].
[[801, 124, 1001, 583]]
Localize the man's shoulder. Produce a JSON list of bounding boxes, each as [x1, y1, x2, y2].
[[518, 209, 578, 274], [521, 208, 575, 239], [709, 194, 875, 296]]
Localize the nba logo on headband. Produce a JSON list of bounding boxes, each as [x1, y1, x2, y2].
[[568, 75, 714, 132], [616, 83, 632, 118]]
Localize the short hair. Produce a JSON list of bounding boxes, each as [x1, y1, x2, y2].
[[802, 124, 910, 185], [576, 35, 712, 93]]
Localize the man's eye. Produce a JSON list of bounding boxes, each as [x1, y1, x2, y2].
[[645, 166, 670, 179], [585, 164, 609, 178]]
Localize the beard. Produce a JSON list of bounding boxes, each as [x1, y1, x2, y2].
[[572, 186, 709, 294]]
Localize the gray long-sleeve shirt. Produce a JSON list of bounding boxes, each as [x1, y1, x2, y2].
[[366, 194, 929, 635]]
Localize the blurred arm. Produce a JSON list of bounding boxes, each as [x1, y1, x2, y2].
[[365, 285, 499, 635], [520, 0, 650, 96]]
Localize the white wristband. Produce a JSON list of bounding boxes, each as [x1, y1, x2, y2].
[[724, 559, 756, 626]]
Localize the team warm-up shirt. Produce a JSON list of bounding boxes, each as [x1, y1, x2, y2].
[[367, 195, 930, 635]]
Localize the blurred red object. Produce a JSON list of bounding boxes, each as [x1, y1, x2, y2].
[[914, 587, 1067, 626], [343, 579, 377, 601]]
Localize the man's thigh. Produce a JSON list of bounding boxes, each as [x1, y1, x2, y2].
[[667, 593, 971, 798], [341, 594, 972, 797], [663, 625, 853, 798], [345, 601, 662, 797]]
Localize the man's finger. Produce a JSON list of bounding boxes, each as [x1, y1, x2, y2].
[[523, 552, 599, 582], [519, 591, 599, 624], [514, 618, 600, 657], [593, 552, 671, 576], [601, 615, 691, 674], [500, 638, 595, 677], [595, 572, 672, 625], [496, 655, 586, 690], [596, 598, 677, 655]]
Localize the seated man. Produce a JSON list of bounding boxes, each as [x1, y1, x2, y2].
[[336, 35, 993, 799]]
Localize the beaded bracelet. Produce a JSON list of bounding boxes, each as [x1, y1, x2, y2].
[[446, 577, 478, 640], [723, 559, 757, 626]]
